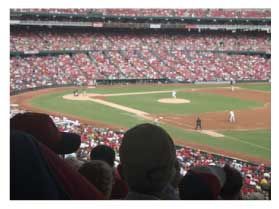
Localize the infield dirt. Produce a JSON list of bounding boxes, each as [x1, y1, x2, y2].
[[11, 85, 271, 164]]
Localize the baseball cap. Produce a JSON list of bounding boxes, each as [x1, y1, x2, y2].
[[10, 112, 81, 154]]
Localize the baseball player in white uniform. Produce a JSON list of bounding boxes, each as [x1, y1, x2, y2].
[[229, 110, 236, 123], [230, 78, 235, 92], [172, 90, 176, 99]]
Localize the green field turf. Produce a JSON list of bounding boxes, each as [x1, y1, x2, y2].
[[237, 83, 271, 91], [29, 83, 271, 161], [30, 91, 149, 127], [105, 91, 262, 115], [163, 125, 270, 160]]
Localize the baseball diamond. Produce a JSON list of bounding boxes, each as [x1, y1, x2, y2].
[[11, 83, 271, 165]]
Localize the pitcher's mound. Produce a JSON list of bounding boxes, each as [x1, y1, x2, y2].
[[158, 98, 191, 104]]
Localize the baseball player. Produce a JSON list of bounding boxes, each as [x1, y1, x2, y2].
[[195, 116, 202, 130], [230, 78, 235, 92], [172, 90, 176, 99], [228, 110, 236, 123]]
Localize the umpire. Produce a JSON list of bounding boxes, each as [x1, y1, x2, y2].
[[195, 117, 202, 130]]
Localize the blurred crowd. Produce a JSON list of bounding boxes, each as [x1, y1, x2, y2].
[[10, 32, 270, 52], [11, 8, 271, 18], [10, 50, 271, 91], [10, 30, 270, 92]]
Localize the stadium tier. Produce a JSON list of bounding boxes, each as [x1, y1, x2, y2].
[[10, 30, 271, 91], [10, 31, 270, 52], [11, 8, 271, 18]]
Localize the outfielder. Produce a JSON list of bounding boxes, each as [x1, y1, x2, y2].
[[172, 90, 176, 99], [228, 110, 236, 123]]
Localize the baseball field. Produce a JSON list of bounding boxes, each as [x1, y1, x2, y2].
[[10, 83, 271, 165]]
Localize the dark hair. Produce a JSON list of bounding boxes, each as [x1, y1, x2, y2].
[[220, 164, 243, 200], [90, 145, 115, 167], [179, 170, 217, 200]]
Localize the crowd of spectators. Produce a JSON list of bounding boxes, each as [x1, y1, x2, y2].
[[10, 108, 271, 200], [10, 49, 271, 91], [10, 55, 87, 91], [10, 30, 270, 92], [10, 31, 271, 53], [11, 8, 271, 18]]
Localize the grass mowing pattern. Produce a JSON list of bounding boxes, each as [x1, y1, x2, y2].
[[30, 91, 149, 128], [85, 85, 193, 94], [237, 83, 271, 91], [220, 130, 270, 159], [29, 84, 271, 161], [162, 125, 270, 160], [105, 91, 263, 115]]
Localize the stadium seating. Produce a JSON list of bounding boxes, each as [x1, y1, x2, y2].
[[10, 30, 271, 92], [10, 50, 271, 91], [10, 31, 271, 52], [11, 9, 271, 18]]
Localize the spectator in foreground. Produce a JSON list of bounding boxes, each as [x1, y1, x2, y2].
[[10, 112, 81, 155], [79, 160, 113, 199], [220, 164, 243, 200], [10, 130, 68, 200], [119, 123, 176, 200], [159, 159, 182, 200], [90, 145, 128, 199], [11, 130, 104, 200], [178, 165, 226, 200]]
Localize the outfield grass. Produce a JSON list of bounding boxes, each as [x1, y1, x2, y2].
[[105, 91, 262, 115], [85, 84, 192, 94], [237, 83, 271, 91], [85, 83, 238, 94]]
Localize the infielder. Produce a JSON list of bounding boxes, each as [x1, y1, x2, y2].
[[172, 90, 176, 99], [228, 110, 236, 123]]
